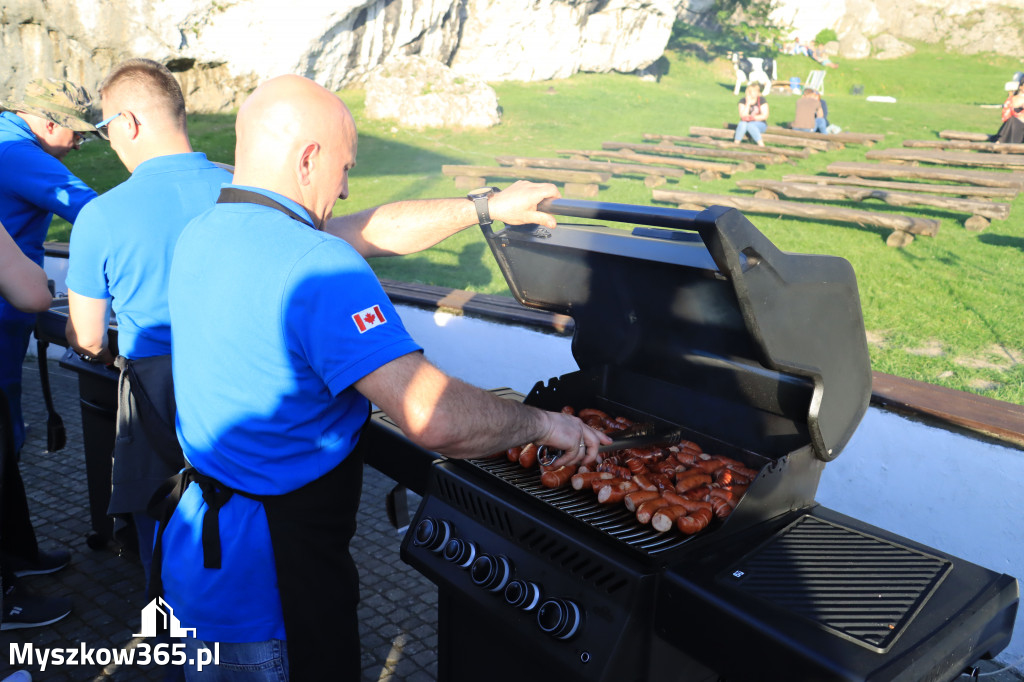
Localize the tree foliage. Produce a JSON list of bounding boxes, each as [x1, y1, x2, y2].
[[714, 0, 790, 55]]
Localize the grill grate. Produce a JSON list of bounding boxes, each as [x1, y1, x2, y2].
[[469, 458, 693, 556], [719, 515, 952, 653]]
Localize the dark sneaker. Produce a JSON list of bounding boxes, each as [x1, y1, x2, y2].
[[1, 584, 72, 630], [8, 549, 71, 577]]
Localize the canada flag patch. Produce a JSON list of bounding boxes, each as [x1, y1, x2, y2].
[[352, 305, 387, 334]]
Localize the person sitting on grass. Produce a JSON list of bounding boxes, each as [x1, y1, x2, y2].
[[734, 83, 769, 147], [792, 88, 829, 134], [992, 83, 1024, 144]]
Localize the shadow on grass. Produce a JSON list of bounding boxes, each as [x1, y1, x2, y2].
[[354, 132, 468, 177], [371, 241, 497, 292], [978, 233, 1024, 251]]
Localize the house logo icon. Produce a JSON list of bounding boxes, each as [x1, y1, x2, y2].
[[133, 597, 197, 638]]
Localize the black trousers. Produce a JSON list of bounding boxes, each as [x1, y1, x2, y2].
[[1, 387, 40, 594]]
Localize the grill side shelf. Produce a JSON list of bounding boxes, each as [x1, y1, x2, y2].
[[718, 514, 951, 653]]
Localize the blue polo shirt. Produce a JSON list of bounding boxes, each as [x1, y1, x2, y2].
[[0, 110, 96, 390], [161, 186, 421, 642], [65, 153, 231, 359], [0, 111, 96, 265]]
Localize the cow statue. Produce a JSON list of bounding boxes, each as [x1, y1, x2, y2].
[[730, 52, 776, 96]]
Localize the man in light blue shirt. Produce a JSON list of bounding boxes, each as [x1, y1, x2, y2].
[[66, 59, 232, 587]]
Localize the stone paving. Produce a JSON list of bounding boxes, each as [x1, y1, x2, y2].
[[3, 357, 1023, 682], [1, 358, 437, 681]]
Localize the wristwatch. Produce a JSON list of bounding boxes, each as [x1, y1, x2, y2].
[[467, 186, 499, 227]]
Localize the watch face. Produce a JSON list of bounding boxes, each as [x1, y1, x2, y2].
[[468, 187, 496, 199]]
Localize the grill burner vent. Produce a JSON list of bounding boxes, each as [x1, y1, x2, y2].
[[435, 475, 515, 537], [720, 515, 952, 653], [519, 526, 630, 596]]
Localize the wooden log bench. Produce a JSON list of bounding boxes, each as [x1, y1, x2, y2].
[[601, 141, 767, 167], [762, 125, 884, 146], [689, 125, 838, 151], [441, 164, 608, 198], [736, 179, 1009, 230], [782, 174, 1019, 199], [903, 139, 1024, 154], [939, 130, 992, 142], [650, 188, 940, 247], [644, 133, 810, 159], [827, 161, 1024, 191], [866, 147, 1024, 170], [494, 155, 693, 188], [554, 149, 751, 182]]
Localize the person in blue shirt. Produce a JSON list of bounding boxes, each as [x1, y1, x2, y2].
[[0, 78, 98, 630], [65, 58, 233, 590], [156, 74, 611, 681]]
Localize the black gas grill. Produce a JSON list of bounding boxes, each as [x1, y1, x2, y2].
[[366, 201, 1018, 681]]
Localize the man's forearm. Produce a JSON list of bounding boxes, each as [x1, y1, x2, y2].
[[324, 198, 477, 258], [324, 180, 561, 258]]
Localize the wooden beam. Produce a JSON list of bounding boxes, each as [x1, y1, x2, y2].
[[939, 130, 991, 142], [827, 161, 1024, 190], [441, 165, 609, 184], [762, 125, 883, 145], [736, 179, 1010, 220], [651, 188, 940, 237], [903, 139, 1024, 154], [642, 134, 806, 159], [494, 155, 692, 179], [557, 148, 757, 175], [689, 125, 836, 151], [866, 147, 1024, 170], [600, 141, 771, 166], [781, 174, 1019, 199]]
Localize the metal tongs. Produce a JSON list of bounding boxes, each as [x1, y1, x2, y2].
[[536, 424, 683, 467]]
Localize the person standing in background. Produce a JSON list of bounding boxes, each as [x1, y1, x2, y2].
[[0, 78, 98, 629], [65, 58, 233, 590]]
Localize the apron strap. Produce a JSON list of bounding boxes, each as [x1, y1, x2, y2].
[[216, 187, 315, 228], [146, 467, 234, 601]]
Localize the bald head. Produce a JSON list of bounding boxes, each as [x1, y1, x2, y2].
[[233, 75, 357, 228]]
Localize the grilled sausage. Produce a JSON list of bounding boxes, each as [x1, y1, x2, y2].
[[540, 465, 574, 488], [571, 471, 613, 490], [676, 507, 713, 535], [507, 446, 523, 463], [597, 485, 628, 504], [518, 443, 538, 469], [636, 497, 671, 524], [652, 505, 690, 533], [578, 408, 609, 421], [624, 489, 661, 513], [674, 472, 712, 493]]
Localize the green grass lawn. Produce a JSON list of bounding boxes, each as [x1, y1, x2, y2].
[[54, 42, 1024, 404]]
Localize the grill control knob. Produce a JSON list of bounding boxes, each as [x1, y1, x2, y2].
[[537, 598, 583, 640], [504, 579, 542, 611], [411, 517, 452, 553], [442, 538, 478, 568], [469, 554, 512, 593]]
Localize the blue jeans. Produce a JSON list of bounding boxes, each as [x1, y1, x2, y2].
[[734, 120, 766, 143], [796, 119, 829, 135], [183, 638, 289, 682]]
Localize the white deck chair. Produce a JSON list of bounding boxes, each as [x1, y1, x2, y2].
[[806, 69, 826, 95]]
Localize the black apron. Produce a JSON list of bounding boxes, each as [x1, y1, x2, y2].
[[111, 354, 184, 515], [149, 188, 364, 680]]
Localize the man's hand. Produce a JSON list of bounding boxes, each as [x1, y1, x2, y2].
[[532, 410, 611, 469], [488, 180, 561, 230]]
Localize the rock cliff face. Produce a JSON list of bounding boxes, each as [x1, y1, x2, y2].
[[770, 0, 1024, 59], [1, 0, 1021, 115], [1, 0, 677, 112]]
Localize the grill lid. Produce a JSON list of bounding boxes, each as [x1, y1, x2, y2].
[[481, 200, 871, 462]]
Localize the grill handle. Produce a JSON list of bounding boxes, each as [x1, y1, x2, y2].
[[537, 198, 702, 230]]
